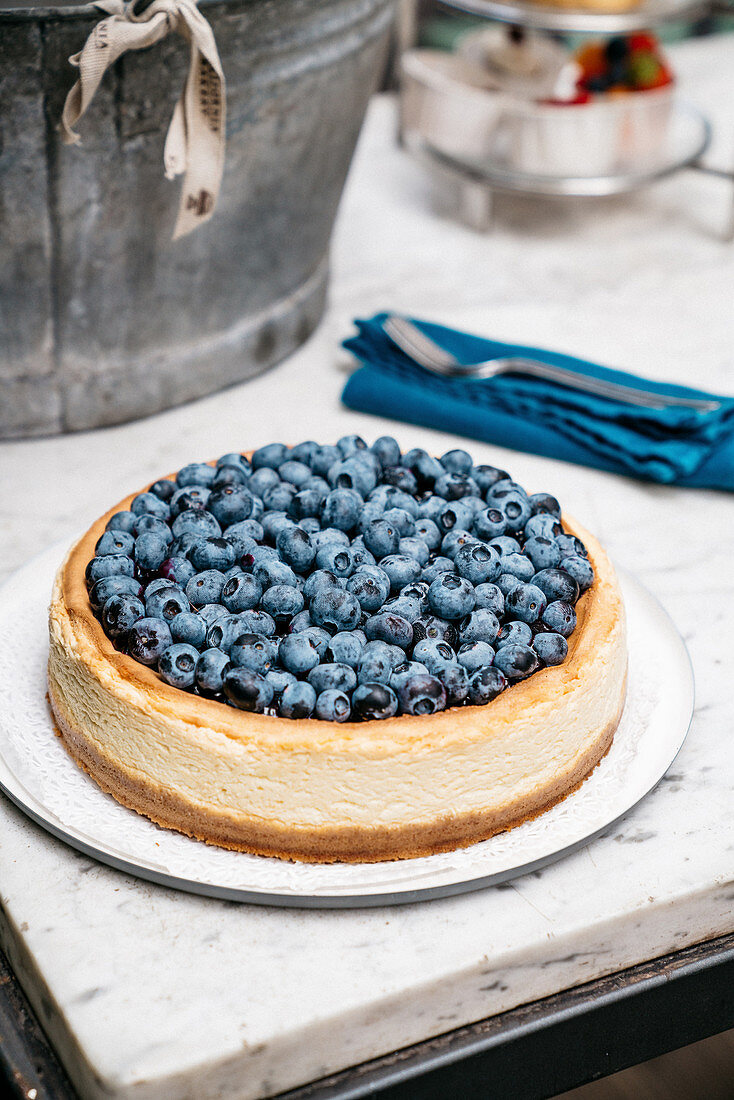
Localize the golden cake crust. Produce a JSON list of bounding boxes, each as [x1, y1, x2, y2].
[[48, 478, 627, 863]]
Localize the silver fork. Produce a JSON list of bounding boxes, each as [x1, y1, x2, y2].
[[382, 316, 721, 413]]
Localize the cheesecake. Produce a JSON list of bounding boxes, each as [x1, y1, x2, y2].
[[47, 441, 627, 862]]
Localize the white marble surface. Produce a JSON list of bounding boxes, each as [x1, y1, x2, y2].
[[1, 35, 734, 1100]]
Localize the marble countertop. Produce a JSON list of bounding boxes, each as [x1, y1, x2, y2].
[[1, 35, 734, 1100]]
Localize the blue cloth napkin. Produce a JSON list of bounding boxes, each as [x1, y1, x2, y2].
[[341, 314, 734, 491]]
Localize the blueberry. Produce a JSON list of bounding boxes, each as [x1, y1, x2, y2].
[[159, 556, 196, 587], [235, 609, 277, 638], [371, 436, 401, 467], [348, 537, 376, 571], [158, 643, 199, 689], [496, 620, 533, 649], [101, 593, 145, 639], [176, 463, 216, 488], [459, 608, 500, 645], [441, 529, 477, 561], [457, 641, 495, 673], [346, 566, 391, 612], [542, 600, 577, 637], [398, 537, 430, 566], [473, 465, 509, 494], [412, 637, 456, 675], [170, 486, 211, 518], [473, 583, 504, 617], [325, 631, 365, 668], [490, 536, 522, 557], [261, 584, 304, 626], [221, 572, 262, 612], [402, 448, 444, 486], [496, 491, 532, 534], [494, 643, 540, 682], [400, 580, 430, 608], [352, 682, 398, 720], [170, 611, 207, 648], [144, 577, 177, 600], [95, 530, 135, 557], [86, 553, 135, 588], [556, 534, 588, 559], [533, 632, 568, 666], [289, 610, 313, 633], [497, 574, 522, 597], [263, 483, 296, 513], [186, 570, 225, 607], [311, 527, 350, 553], [337, 433, 368, 458], [265, 669, 298, 697], [474, 508, 507, 541], [524, 514, 562, 541], [278, 681, 317, 718], [208, 486, 255, 527], [413, 518, 441, 551], [524, 536, 561, 572], [253, 558, 298, 590], [364, 612, 413, 649], [172, 508, 221, 540], [363, 519, 400, 559], [422, 557, 456, 584], [198, 603, 228, 628], [150, 478, 177, 502], [500, 553, 535, 583], [529, 492, 561, 518], [412, 615, 458, 648], [314, 688, 353, 721], [278, 460, 312, 489], [383, 508, 415, 537], [131, 491, 170, 520], [437, 500, 474, 534], [467, 666, 507, 704], [145, 586, 189, 622], [206, 614, 247, 652], [357, 640, 402, 685], [298, 516, 322, 536], [230, 633, 278, 675], [195, 647, 231, 695], [390, 660, 430, 692], [216, 451, 250, 471], [417, 495, 448, 523], [329, 457, 377, 497], [435, 661, 469, 705], [532, 568, 580, 604], [301, 626, 331, 659], [271, 528, 313, 577], [315, 544, 355, 578], [89, 574, 142, 612], [321, 488, 362, 532], [251, 442, 288, 470], [223, 668, 274, 712], [428, 573, 475, 620], [127, 617, 172, 666], [379, 554, 422, 594], [279, 632, 321, 675], [560, 554, 594, 592], [309, 588, 361, 632], [105, 511, 137, 534], [396, 673, 446, 716], [434, 472, 478, 501], [505, 583, 547, 624], [382, 595, 422, 623], [308, 663, 358, 695], [132, 514, 172, 541], [187, 536, 236, 574], [303, 569, 341, 602], [309, 444, 341, 478], [440, 448, 473, 475], [288, 488, 326, 522], [454, 542, 500, 585]]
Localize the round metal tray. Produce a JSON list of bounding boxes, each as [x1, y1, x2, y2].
[[438, 0, 710, 35], [410, 99, 711, 197], [0, 546, 693, 908]]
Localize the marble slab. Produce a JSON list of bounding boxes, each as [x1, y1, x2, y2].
[[1, 35, 734, 1100]]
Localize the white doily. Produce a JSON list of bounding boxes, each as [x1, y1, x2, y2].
[[0, 545, 693, 907]]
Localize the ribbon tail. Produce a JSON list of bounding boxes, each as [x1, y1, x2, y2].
[[164, 93, 187, 179]]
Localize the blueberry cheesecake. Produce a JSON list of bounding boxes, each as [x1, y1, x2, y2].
[[47, 438, 627, 862]]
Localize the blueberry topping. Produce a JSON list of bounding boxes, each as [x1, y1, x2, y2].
[[87, 441, 592, 719]]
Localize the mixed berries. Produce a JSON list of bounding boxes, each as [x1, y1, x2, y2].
[[574, 34, 673, 99], [86, 438, 593, 722]]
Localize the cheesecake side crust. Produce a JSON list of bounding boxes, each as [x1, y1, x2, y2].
[[47, 478, 627, 863]]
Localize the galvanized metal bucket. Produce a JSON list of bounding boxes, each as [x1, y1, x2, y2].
[[0, 0, 394, 437]]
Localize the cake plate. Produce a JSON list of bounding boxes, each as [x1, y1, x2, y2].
[[0, 543, 694, 909], [438, 0, 713, 36]]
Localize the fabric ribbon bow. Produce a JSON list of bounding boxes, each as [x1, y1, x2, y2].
[[61, 0, 226, 239]]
